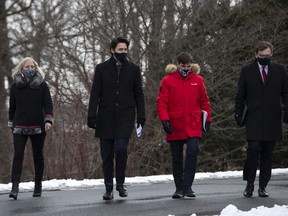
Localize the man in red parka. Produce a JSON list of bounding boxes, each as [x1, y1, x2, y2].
[[157, 52, 211, 199]]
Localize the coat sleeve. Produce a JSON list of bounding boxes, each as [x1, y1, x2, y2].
[[88, 65, 101, 118], [42, 82, 54, 124], [281, 66, 288, 117], [133, 66, 146, 122], [235, 67, 247, 117], [157, 77, 170, 121], [8, 84, 16, 121], [199, 78, 212, 122]]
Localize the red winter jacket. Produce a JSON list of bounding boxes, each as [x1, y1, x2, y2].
[[157, 71, 211, 141]]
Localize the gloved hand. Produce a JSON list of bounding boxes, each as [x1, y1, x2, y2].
[[162, 120, 173, 134], [235, 114, 244, 127], [283, 113, 288, 124], [137, 118, 145, 128], [204, 121, 211, 132], [87, 117, 97, 129]]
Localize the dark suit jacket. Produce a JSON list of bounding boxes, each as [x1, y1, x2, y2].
[[235, 60, 288, 141], [88, 57, 145, 139]]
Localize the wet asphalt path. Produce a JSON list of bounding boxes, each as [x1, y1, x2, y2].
[[0, 174, 288, 216]]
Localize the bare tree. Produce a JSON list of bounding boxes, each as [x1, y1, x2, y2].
[[1, 0, 288, 182], [0, 0, 34, 182]]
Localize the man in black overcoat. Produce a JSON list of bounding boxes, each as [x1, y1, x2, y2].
[[87, 37, 145, 200], [235, 41, 288, 198]]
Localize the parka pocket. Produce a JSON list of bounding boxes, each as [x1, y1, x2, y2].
[[190, 110, 202, 130], [169, 112, 183, 132]]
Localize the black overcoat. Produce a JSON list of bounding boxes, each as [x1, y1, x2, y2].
[[88, 57, 145, 139], [235, 60, 288, 141], [9, 81, 53, 131]]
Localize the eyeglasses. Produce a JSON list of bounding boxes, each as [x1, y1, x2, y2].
[[257, 53, 272, 58]]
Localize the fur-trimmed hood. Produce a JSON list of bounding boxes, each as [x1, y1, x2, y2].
[[165, 63, 201, 74]]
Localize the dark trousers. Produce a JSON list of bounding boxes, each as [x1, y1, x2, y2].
[[243, 140, 275, 187], [100, 138, 129, 191], [169, 138, 199, 192], [11, 133, 46, 183]]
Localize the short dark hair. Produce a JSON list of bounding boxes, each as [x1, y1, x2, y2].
[[176, 52, 193, 64], [255, 41, 274, 54], [110, 37, 130, 50]]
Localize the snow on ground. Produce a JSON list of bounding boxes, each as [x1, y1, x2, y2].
[[1, 168, 288, 216]]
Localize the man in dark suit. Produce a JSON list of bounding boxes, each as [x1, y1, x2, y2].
[[87, 37, 145, 200], [235, 41, 288, 198]]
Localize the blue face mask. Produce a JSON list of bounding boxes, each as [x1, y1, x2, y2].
[[23, 68, 36, 78]]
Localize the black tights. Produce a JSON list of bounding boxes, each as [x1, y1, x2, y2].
[[11, 133, 46, 183]]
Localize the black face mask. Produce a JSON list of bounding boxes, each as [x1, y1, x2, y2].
[[257, 57, 271, 66], [114, 53, 127, 62]]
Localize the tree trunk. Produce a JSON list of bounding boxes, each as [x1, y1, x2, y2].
[[0, 0, 14, 182]]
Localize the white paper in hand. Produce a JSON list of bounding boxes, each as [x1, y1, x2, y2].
[[135, 123, 142, 137], [201, 110, 208, 132]]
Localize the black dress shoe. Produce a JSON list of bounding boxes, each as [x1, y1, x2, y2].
[[243, 183, 254, 197], [172, 190, 183, 199], [33, 182, 42, 197], [258, 187, 269, 197], [183, 189, 196, 198], [103, 191, 113, 200], [116, 185, 128, 197]]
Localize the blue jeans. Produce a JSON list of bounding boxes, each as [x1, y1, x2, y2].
[[169, 138, 199, 192], [100, 138, 129, 191]]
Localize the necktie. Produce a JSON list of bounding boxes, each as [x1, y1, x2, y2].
[[262, 66, 267, 83]]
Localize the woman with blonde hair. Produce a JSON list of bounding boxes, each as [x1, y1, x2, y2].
[[8, 57, 54, 200]]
